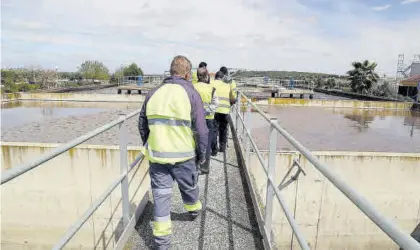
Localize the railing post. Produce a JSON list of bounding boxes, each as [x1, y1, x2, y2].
[[264, 117, 278, 243], [244, 102, 252, 164], [235, 91, 241, 136], [119, 114, 130, 227]]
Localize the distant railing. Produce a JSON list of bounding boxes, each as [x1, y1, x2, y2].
[[1, 109, 144, 249], [118, 75, 164, 86], [231, 90, 420, 250]]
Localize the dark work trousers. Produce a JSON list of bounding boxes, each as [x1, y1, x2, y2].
[[202, 119, 216, 171], [215, 113, 229, 152], [149, 158, 201, 249]]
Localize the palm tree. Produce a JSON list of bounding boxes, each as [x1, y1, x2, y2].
[[347, 60, 379, 94]]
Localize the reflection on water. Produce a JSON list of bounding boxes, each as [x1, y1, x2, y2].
[[336, 109, 420, 137], [252, 106, 420, 152], [1, 101, 108, 129]]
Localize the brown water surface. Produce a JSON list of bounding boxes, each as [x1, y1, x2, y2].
[[249, 106, 420, 152]]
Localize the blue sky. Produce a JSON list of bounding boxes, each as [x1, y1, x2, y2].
[[1, 0, 419, 76]]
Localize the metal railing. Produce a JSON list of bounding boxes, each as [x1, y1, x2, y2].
[[231, 90, 420, 250], [1, 109, 144, 249]]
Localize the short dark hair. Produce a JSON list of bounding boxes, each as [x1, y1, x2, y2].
[[215, 71, 224, 80], [199, 62, 207, 68], [220, 66, 228, 75], [170, 55, 192, 76]]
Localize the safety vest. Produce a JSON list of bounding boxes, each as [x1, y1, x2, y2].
[[213, 80, 231, 114], [223, 77, 238, 99], [230, 80, 238, 99], [142, 83, 195, 164], [194, 82, 215, 120], [192, 71, 198, 84]]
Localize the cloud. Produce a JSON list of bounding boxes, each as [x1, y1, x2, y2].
[[1, 0, 419, 77], [401, 0, 420, 4], [372, 4, 392, 11]]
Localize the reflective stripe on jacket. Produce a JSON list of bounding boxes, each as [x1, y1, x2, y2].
[[143, 83, 196, 164], [194, 82, 216, 119], [213, 79, 231, 114]]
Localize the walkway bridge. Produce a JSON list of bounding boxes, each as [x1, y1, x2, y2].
[[1, 91, 420, 250]]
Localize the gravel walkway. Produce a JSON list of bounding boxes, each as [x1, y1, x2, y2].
[[125, 135, 263, 250]]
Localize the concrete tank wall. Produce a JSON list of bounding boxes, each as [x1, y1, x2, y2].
[[1, 143, 150, 249], [4, 93, 145, 103], [3, 93, 413, 110], [248, 151, 420, 249], [246, 98, 413, 110]]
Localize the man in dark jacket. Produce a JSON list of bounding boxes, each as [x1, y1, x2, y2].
[[138, 55, 208, 250]]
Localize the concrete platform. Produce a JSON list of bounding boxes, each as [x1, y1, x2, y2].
[[273, 88, 314, 98], [240, 86, 314, 99], [117, 85, 153, 95], [125, 137, 263, 249]]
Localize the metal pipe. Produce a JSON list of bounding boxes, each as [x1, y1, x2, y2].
[[119, 115, 130, 227], [238, 91, 420, 250], [1, 109, 141, 185], [264, 118, 278, 241]]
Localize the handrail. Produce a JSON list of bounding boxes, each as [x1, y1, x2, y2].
[[1, 109, 145, 249], [53, 153, 144, 250], [1, 109, 141, 184], [234, 90, 420, 250], [235, 106, 310, 249]]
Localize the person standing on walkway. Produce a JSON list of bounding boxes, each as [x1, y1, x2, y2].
[[138, 55, 208, 250], [220, 66, 238, 104], [213, 71, 234, 153], [192, 61, 209, 84], [194, 67, 219, 173]]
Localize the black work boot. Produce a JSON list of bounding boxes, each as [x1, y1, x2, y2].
[[189, 210, 201, 220], [211, 146, 219, 156], [200, 168, 210, 175]]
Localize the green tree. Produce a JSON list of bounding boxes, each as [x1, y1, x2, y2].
[[371, 81, 395, 97], [326, 78, 336, 89], [347, 60, 379, 94], [78, 60, 110, 82], [123, 63, 143, 76], [315, 77, 323, 88]]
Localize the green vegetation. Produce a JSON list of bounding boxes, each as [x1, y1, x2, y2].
[[110, 63, 144, 83], [1, 68, 46, 93], [123, 63, 143, 76], [1, 60, 145, 93], [78, 60, 110, 82], [235, 70, 345, 80], [234, 60, 412, 101], [58, 72, 83, 81], [347, 60, 379, 94]]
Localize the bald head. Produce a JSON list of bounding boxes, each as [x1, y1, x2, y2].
[[170, 55, 192, 79], [197, 67, 209, 83]]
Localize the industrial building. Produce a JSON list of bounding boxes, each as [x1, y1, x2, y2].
[[397, 54, 420, 101]]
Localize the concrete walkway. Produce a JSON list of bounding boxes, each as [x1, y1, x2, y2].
[[125, 136, 263, 249]]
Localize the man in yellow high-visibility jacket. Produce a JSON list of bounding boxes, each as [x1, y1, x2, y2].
[[213, 71, 235, 153], [138, 55, 208, 249], [193, 67, 219, 173], [220, 66, 237, 103]]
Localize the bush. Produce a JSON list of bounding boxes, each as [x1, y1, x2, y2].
[[62, 82, 80, 88], [1, 83, 40, 93], [18, 83, 40, 92]]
